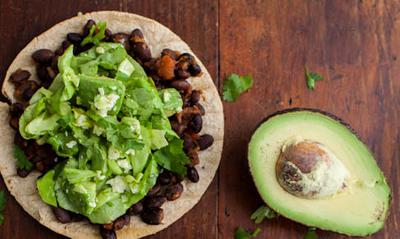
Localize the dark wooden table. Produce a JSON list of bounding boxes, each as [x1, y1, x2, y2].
[[0, 0, 399, 238]]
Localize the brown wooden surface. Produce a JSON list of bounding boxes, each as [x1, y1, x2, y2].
[[0, 0, 399, 238]]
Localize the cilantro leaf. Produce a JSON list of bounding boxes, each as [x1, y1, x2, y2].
[[235, 227, 261, 239], [223, 73, 253, 102], [81, 21, 107, 46], [250, 205, 277, 224], [305, 67, 323, 90], [153, 138, 190, 176], [0, 190, 6, 225], [304, 228, 318, 239], [13, 145, 33, 171]]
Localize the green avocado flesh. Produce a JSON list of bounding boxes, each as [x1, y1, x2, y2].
[[19, 40, 189, 224], [248, 110, 390, 236]]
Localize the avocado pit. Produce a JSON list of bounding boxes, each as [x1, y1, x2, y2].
[[276, 139, 349, 199]]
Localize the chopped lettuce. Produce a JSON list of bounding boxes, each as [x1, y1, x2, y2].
[[159, 88, 183, 116], [81, 21, 107, 46], [37, 170, 57, 207], [21, 38, 185, 224]]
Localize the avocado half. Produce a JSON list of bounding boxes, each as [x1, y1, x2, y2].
[[248, 109, 391, 236]]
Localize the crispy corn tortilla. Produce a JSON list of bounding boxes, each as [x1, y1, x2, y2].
[[0, 11, 223, 239]]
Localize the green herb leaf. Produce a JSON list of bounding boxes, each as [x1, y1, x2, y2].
[[235, 227, 261, 239], [13, 145, 33, 171], [250, 205, 277, 224], [304, 228, 318, 239], [153, 138, 190, 176], [305, 67, 323, 90], [0, 190, 6, 225], [223, 73, 253, 102]]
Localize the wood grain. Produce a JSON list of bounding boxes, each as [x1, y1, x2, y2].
[[1, 0, 399, 238], [219, 0, 400, 239]]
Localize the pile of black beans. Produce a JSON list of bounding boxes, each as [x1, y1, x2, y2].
[[8, 19, 216, 239], [9, 68, 59, 176]]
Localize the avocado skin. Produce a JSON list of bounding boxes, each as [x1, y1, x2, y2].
[[248, 107, 392, 236]]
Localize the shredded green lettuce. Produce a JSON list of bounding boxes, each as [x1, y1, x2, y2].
[[81, 21, 107, 46], [18, 33, 186, 223]]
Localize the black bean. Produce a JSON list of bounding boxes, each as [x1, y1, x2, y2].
[[70, 212, 85, 222], [73, 43, 93, 55], [10, 103, 24, 117], [22, 84, 38, 101], [161, 48, 179, 60], [186, 165, 199, 183], [177, 53, 194, 62], [170, 80, 191, 93], [36, 144, 57, 160], [9, 116, 19, 130], [35, 161, 46, 172], [53, 207, 72, 223], [147, 183, 161, 197], [128, 201, 143, 215], [104, 28, 112, 41], [102, 223, 114, 231], [195, 103, 205, 115], [197, 134, 214, 150], [172, 173, 184, 183], [10, 69, 31, 85], [140, 207, 164, 225], [131, 42, 152, 62], [189, 64, 202, 76], [32, 49, 54, 64], [99, 227, 116, 239], [14, 133, 28, 149], [144, 196, 167, 209], [46, 66, 57, 79], [129, 29, 144, 43], [25, 141, 38, 160], [189, 114, 202, 133], [37, 65, 52, 82], [113, 214, 130, 231], [187, 148, 200, 165], [171, 120, 186, 137], [190, 90, 201, 105], [157, 171, 173, 185], [62, 40, 71, 50], [55, 47, 64, 56], [169, 175, 179, 185], [112, 33, 130, 50], [83, 19, 96, 36], [183, 136, 196, 153], [175, 69, 190, 80], [17, 168, 30, 177], [67, 33, 83, 44], [165, 183, 183, 201], [151, 75, 164, 88]]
